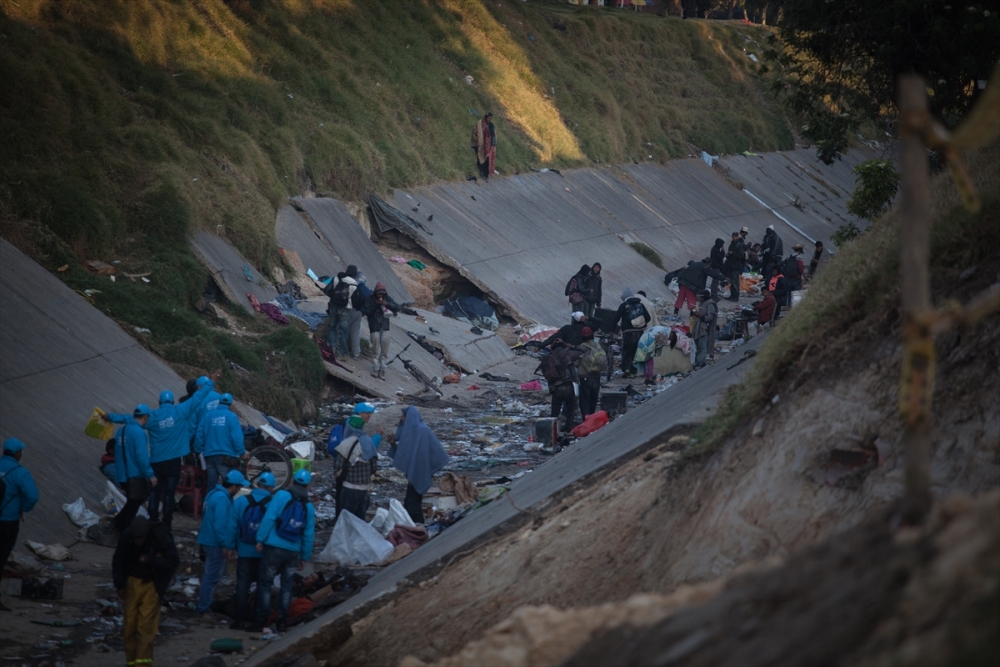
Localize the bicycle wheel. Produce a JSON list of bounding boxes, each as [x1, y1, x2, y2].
[[244, 446, 293, 489]]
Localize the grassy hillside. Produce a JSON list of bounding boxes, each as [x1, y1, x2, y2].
[[0, 0, 792, 417]]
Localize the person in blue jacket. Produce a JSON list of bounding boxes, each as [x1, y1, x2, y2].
[[106, 380, 214, 530], [0, 438, 39, 612], [253, 469, 315, 632], [192, 376, 222, 430], [111, 405, 157, 534], [196, 469, 248, 614], [228, 471, 275, 628], [147, 381, 213, 529], [195, 393, 247, 492]]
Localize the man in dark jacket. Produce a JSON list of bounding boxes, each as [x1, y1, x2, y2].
[[725, 231, 745, 302], [365, 282, 400, 379], [113, 516, 179, 667], [709, 238, 726, 299], [761, 226, 784, 283], [546, 341, 584, 432], [565, 265, 592, 315], [673, 260, 726, 316], [538, 311, 589, 348], [322, 265, 360, 358], [584, 262, 603, 318], [612, 288, 651, 377]]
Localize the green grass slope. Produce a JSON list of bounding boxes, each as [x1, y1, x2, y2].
[[0, 0, 792, 418]]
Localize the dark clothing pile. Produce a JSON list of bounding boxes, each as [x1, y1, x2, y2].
[[677, 261, 726, 293]]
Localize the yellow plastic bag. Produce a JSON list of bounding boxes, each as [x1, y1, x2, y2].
[[85, 407, 113, 441]]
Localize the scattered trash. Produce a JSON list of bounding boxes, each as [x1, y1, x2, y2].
[[443, 373, 461, 384], [85, 407, 113, 440], [85, 260, 115, 276], [133, 326, 151, 334], [286, 440, 316, 461], [571, 411, 609, 438], [26, 541, 73, 562], [406, 259, 426, 271], [520, 380, 543, 391], [209, 638, 243, 654], [30, 618, 79, 627], [20, 577, 65, 600], [62, 498, 101, 529], [466, 384, 481, 390], [57, 264, 69, 272]]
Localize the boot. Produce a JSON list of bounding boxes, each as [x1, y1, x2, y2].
[[378, 368, 386, 380]]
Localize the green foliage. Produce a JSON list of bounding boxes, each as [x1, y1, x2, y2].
[[630, 242, 664, 269], [829, 221, 862, 248], [768, 0, 1000, 164], [847, 160, 900, 222]]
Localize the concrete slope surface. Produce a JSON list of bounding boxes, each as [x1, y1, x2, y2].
[[244, 334, 766, 667], [0, 240, 191, 544], [190, 230, 278, 311], [386, 151, 872, 326]]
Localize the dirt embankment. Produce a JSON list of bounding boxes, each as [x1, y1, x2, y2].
[[315, 305, 999, 666]]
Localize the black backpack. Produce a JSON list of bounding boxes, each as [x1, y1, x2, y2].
[[327, 279, 352, 308], [783, 255, 802, 280]]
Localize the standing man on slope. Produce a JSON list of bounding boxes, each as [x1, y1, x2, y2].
[[322, 265, 360, 359], [229, 471, 275, 629], [471, 112, 494, 180], [0, 438, 39, 612], [197, 469, 249, 615]]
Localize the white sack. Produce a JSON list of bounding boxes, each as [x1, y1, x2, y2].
[[317, 511, 393, 565]]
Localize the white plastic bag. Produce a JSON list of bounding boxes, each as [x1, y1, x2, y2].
[[667, 278, 680, 295], [102, 480, 148, 518], [26, 541, 73, 561], [369, 507, 390, 535], [62, 498, 101, 529], [317, 511, 393, 565], [387, 498, 416, 530], [287, 440, 315, 461]]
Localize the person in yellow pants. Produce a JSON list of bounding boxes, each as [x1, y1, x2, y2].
[[113, 516, 179, 666]]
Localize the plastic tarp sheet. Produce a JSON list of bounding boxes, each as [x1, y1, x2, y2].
[[367, 193, 434, 236], [443, 296, 499, 331]]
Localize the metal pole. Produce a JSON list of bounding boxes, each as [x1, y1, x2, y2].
[[898, 74, 934, 522]]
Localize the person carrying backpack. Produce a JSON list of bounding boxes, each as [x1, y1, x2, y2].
[[577, 327, 608, 418], [253, 469, 316, 632], [334, 403, 382, 521], [365, 282, 400, 379], [564, 265, 592, 314], [0, 438, 39, 612], [322, 265, 359, 359], [227, 471, 275, 629], [612, 288, 651, 378], [784, 244, 806, 296], [196, 469, 248, 615], [542, 340, 585, 433]]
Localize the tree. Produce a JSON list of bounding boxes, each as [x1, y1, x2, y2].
[[767, 1, 1000, 163]]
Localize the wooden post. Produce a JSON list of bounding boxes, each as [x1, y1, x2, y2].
[[898, 74, 934, 522]]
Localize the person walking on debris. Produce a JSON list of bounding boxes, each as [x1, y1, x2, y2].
[[113, 515, 179, 666], [197, 469, 248, 615], [709, 238, 727, 300], [471, 111, 494, 180], [584, 262, 603, 318], [613, 288, 651, 377], [0, 438, 38, 612], [228, 471, 275, 629], [543, 339, 585, 432], [691, 289, 718, 369], [195, 393, 247, 492], [365, 282, 400, 379], [672, 259, 726, 316], [110, 405, 157, 534], [254, 469, 316, 633], [784, 244, 806, 296], [565, 264, 592, 314], [538, 311, 589, 347], [322, 265, 360, 359], [577, 327, 608, 418], [753, 287, 777, 326], [809, 240, 825, 279], [761, 225, 784, 283], [725, 231, 745, 302], [385, 407, 450, 524], [334, 403, 382, 521]]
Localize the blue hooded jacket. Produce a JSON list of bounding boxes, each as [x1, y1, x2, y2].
[[255, 486, 315, 560], [197, 485, 236, 549], [114, 422, 154, 483], [229, 488, 272, 559], [195, 405, 245, 458], [0, 454, 39, 521], [147, 383, 212, 463], [388, 407, 449, 494], [194, 390, 222, 432]]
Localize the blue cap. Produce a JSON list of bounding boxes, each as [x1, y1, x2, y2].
[[353, 402, 376, 414], [256, 472, 276, 488], [159, 390, 174, 405], [224, 470, 250, 487], [219, 393, 233, 406], [293, 469, 311, 485], [134, 404, 153, 417], [3, 438, 26, 453], [196, 376, 210, 387]]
